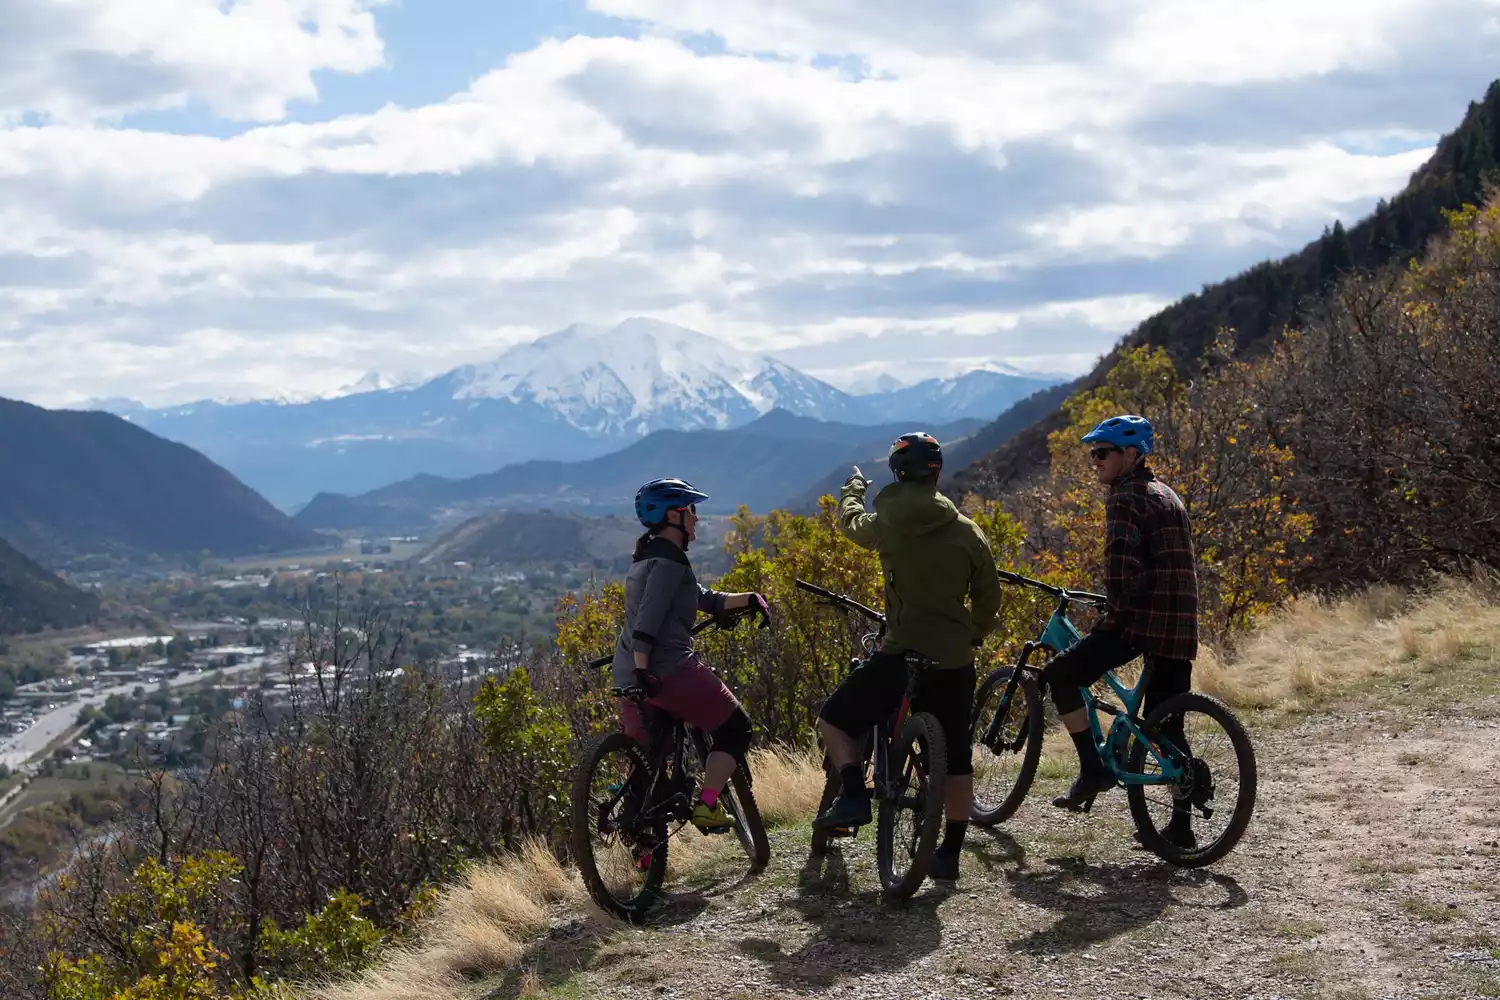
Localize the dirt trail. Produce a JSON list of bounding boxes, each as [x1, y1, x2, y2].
[[510, 668, 1500, 1000]]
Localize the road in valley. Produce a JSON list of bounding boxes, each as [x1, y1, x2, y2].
[[0, 657, 275, 771]]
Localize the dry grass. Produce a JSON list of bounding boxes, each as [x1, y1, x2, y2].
[[308, 838, 579, 1000], [306, 749, 824, 999], [1195, 577, 1500, 711], [742, 742, 828, 826]]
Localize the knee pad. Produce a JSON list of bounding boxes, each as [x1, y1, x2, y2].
[[710, 708, 752, 761], [1048, 673, 1084, 715], [947, 745, 974, 777]]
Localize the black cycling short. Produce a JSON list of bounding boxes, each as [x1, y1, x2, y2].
[[818, 650, 976, 776]]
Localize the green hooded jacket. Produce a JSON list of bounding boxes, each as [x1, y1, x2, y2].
[[838, 477, 1002, 669]]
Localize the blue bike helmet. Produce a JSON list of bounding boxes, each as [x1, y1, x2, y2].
[[635, 478, 709, 529], [1081, 414, 1154, 456]]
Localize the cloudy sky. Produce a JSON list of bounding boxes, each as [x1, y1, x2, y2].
[[2, 0, 1498, 406]]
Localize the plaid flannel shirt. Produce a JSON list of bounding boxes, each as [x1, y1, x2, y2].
[[1098, 463, 1199, 660]]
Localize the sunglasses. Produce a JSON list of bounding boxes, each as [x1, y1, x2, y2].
[[675, 504, 698, 516], [1090, 446, 1122, 461]]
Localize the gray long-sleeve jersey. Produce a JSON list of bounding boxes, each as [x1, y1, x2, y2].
[[610, 536, 728, 687]]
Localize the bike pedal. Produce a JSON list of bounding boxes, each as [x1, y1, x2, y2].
[[827, 826, 856, 838]]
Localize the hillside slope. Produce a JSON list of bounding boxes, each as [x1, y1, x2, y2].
[[0, 398, 329, 565], [415, 511, 643, 569], [309, 582, 1500, 1000], [0, 536, 99, 634], [949, 79, 1500, 497]]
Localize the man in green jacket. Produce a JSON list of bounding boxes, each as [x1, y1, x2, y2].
[[813, 431, 1002, 881]]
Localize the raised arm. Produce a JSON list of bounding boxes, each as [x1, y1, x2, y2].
[[837, 474, 883, 549]]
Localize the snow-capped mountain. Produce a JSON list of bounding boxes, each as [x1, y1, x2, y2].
[[440, 319, 856, 433], [107, 319, 864, 507], [869, 368, 1061, 422], [101, 318, 1063, 509]]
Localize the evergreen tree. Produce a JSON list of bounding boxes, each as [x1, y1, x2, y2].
[[1318, 221, 1354, 289]]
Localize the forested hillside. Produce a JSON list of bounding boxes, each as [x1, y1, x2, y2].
[[950, 80, 1500, 496], [0, 536, 98, 635], [0, 398, 327, 565]]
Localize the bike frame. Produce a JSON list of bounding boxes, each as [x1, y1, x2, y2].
[[870, 663, 926, 804], [991, 572, 1186, 787], [792, 579, 926, 807], [632, 706, 697, 828]]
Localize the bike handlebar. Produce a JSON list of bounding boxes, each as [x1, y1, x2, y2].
[[794, 579, 886, 624], [586, 604, 762, 670], [996, 569, 1108, 609]]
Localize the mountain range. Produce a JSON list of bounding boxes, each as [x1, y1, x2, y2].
[[0, 398, 328, 567], [98, 319, 1058, 509], [293, 410, 985, 535]]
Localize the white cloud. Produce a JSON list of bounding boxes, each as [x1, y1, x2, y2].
[[0, 0, 386, 124], [0, 0, 1498, 406]]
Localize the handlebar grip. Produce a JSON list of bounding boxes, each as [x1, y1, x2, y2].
[[588, 654, 612, 669]]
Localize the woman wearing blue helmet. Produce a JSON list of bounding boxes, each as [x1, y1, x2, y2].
[[609, 478, 771, 833], [1043, 415, 1201, 849]]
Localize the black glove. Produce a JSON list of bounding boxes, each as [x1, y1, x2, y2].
[[747, 593, 773, 629]]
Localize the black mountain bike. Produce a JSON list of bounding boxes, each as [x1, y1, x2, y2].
[[572, 608, 771, 923], [796, 579, 947, 903]]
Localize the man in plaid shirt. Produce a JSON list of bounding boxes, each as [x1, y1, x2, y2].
[[1043, 414, 1200, 848]]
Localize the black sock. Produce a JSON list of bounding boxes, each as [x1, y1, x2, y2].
[[938, 820, 968, 857], [839, 763, 867, 798], [1069, 728, 1100, 773]]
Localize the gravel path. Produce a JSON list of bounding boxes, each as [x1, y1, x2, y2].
[[503, 672, 1500, 1000]]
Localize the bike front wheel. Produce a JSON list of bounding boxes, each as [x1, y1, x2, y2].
[[970, 665, 1045, 826], [571, 731, 668, 923], [690, 730, 771, 872], [1124, 691, 1258, 868], [876, 711, 947, 904]]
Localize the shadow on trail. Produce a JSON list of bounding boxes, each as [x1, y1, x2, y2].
[[735, 847, 946, 991], [966, 828, 1028, 872], [1003, 853, 1249, 956], [484, 847, 764, 998]]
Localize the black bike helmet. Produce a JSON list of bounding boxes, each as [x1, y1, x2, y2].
[[888, 432, 943, 481]]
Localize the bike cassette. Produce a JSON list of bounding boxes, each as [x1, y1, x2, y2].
[[1174, 757, 1216, 820]]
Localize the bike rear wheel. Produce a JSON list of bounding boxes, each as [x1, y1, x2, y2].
[[1124, 691, 1258, 868], [876, 711, 947, 903], [571, 731, 668, 923], [970, 665, 1044, 826]]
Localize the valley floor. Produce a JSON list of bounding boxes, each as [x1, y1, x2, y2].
[[492, 660, 1500, 1000]]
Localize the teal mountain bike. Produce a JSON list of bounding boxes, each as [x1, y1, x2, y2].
[[970, 570, 1258, 867]]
